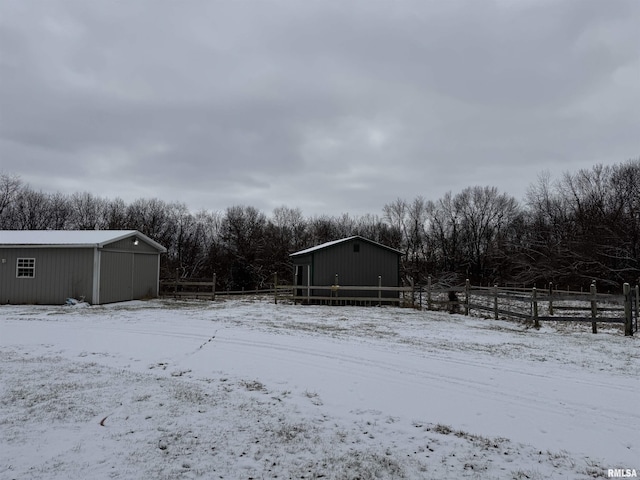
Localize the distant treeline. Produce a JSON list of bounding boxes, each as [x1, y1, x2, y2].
[[1, 158, 639, 290]]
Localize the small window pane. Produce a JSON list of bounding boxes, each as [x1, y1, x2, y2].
[[17, 258, 35, 278]]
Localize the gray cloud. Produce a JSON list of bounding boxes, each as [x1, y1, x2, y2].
[[1, 0, 638, 217]]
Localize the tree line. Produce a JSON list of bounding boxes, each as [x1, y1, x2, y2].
[[1, 158, 638, 290]]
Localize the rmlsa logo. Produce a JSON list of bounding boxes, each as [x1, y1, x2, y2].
[[608, 469, 638, 478]]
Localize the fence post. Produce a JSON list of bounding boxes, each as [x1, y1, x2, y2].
[[623, 283, 633, 336], [212, 272, 216, 301], [378, 275, 382, 307], [307, 268, 311, 304], [493, 284, 498, 320], [464, 279, 470, 316], [532, 287, 539, 329], [410, 277, 415, 308], [548, 282, 554, 316], [427, 276, 432, 310], [274, 272, 278, 305], [174, 268, 179, 299], [635, 284, 639, 333], [590, 281, 597, 334]]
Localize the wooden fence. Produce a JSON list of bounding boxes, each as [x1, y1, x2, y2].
[[276, 284, 415, 307], [161, 272, 415, 306], [160, 273, 273, 300], [420, 278, 638, 336], [160, 272, 638, 336]]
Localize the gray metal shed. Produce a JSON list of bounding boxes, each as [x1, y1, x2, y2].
[[0, 230, 166, 305], [290, 236, 402, 301]]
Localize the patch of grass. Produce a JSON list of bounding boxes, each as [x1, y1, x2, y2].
[[329, 450, 405, 479], [432, 423, 453, 435], [303, 390, 323, 405], [545, 449, 575, 469], [273, 422, 308, 442], [510, 469, 545, 479], [240, 379, 266, 392], [170, 383, 208, 404], [580, 460, 608, 478]]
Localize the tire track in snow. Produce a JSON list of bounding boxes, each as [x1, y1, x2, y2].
[[43, 317, 637, 429], [87, 319, 636, 431], [207, 332, 639, 438]]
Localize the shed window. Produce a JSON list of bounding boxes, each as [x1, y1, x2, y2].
[[17, 258, 36, 278], [353, 244, 360, 253]]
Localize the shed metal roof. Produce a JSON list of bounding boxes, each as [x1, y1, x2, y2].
[[290, 235, 402, 257], [0, 230, 167, 252]]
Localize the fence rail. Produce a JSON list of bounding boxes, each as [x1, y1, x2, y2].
[[160, 272, 638, 336], [160, 273, 275, 300], [275, 284, 415, 306], [421, 278, 638, 336]]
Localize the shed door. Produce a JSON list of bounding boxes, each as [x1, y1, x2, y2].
[[100, 251, 134, 304]]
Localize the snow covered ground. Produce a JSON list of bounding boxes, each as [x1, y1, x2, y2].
[[1, 298, 638, 479]]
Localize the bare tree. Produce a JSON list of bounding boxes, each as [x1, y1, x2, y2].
[[126, 198, 174, 246], [426, 192, 463, 278], [10, 188, 52, 230], [382, 198, 408, 244], [104, 198, 128, 229], [307, 214, 340, 245], [383, 197, 434, 283], [220, 205, 267, 289], [168, 202, 203, 278], [353, 213, 401, 248], [271, 206, 308, 251], [0, 173, 22, 227], [521, 160, 640, 288], [454, 186, 519, 282], [47, 192, 72, 230], [68, 192, 107, 230], [610, 159, 640, 282]]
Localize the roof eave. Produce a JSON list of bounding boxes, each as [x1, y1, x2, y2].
[[290, 235, 403, 257], [98, 230, 167, 253]]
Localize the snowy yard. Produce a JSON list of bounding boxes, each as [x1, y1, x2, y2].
[[1, 298, 638, 479]]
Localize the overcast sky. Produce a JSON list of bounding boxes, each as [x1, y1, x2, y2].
[[1, 0, 639, 218]]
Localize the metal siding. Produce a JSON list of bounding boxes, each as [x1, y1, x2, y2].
[[309, 239, 400, 298], [99, 251, 134, 304], [132, 253, 160, 299], [104, 236, 159, 254], [99, 233, 162, 303], [0, 231, 164, 305], [0, 247, 94, 304], [98, 250, 161, 304]]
